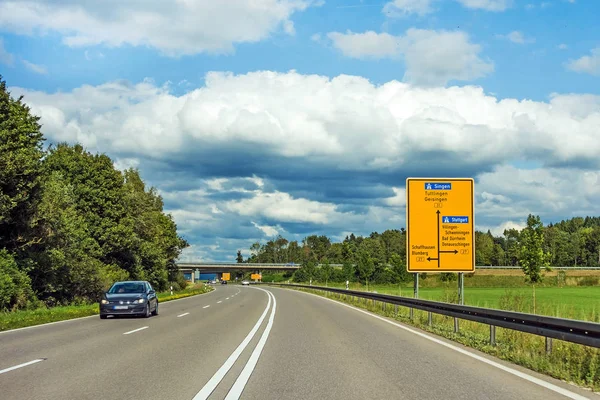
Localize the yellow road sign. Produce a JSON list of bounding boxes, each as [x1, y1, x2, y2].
[[251, 273, 261, 280], [222, 273, 230, 281], [406, 178, 475, 273]]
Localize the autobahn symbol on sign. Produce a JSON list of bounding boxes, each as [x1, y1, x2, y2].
[[406, 178, 475, 273]]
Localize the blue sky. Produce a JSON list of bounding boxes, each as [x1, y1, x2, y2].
[[1, 0, 599, 261]]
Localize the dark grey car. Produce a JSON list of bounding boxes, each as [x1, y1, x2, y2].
[[99, 281, 158, 319]]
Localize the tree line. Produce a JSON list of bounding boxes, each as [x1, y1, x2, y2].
[[0, 76, 188, 311], [239, 214, 598, 284]]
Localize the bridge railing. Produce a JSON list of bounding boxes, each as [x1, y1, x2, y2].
[[256, 283, 600, 350]]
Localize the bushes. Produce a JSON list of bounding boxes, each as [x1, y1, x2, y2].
[[0, 250, 38, 311]]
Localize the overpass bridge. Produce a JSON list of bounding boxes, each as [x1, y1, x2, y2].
[[175, 262, 303, 283]]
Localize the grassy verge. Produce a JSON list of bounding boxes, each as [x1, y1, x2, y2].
[[0, 283, 214, 332], [287, 286, 600, 392]]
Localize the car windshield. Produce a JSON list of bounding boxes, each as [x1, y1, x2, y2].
[[108, 283, 145, 294]]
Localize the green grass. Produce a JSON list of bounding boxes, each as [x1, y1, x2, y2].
[[314, 282, 600, 322], [0, 283, 214, 332], [290, 286, 600, 392]]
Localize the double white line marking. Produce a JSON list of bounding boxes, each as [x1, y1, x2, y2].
[[193, 288, 276, 400]]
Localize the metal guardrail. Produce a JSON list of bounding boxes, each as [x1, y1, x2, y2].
[[257, 283, 600, 349], [176, 262, 600, 270], [476, 266, 600, 270]]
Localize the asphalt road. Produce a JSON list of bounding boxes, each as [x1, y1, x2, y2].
[[0, 285, 597, 400]]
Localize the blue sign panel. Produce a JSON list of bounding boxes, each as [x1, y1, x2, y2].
[[442, 216, 469, 224], [425, 182, 452, 190]]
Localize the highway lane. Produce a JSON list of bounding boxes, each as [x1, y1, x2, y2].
[[239, 287, 597, 400], [1, 284, 598, 400], [0, 285, 267, 400]]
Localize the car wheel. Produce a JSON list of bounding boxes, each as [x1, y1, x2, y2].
[[144, 303, 151, 318], [100, 314, 107, 319], [152, 302, 158, 316]]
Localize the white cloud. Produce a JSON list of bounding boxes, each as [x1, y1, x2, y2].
[[225, 191, 340, 224], [113, 157, 140, 172], [84, 50, 105, 61], [477, 165, 600, 220], [22, 59, 48, 74], [384, 187, 407, 207], [566, 47, 600, 76], [0, 37, 14, 66], [477, 221, 527, 237], [382, 0, 437, 17], [456, 0, 512, 11], [11, 70, 600, 175], [327, 31, 401, 59], [0, 0, 315, 56], [496, 31, 535, 44], [327, 29, 493, 86], [252, 221, 280, 237]]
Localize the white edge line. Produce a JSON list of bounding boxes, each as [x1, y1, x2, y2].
[[123, 326, 149, 335], [279, 288, 591, 400], [177, 312, 190, 317], [225, 290, 277, 400], [0, 359, 45, 375], [203, 305, 210, 309], [217, 301, 222, 304], [0, 287, 217, 335], [192, 289, 272, 400]]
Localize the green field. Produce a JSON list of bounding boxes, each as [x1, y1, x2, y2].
[[302, 282, 600, 322]]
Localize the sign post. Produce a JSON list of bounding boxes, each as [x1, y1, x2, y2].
[[406, 178, 475, 317], [406, 178, 475, 274]]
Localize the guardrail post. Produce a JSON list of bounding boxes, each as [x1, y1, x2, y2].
[[545, 337, 553, 354], [458, 273, 464, 305], [394, 304, 398, 317], [382, 301, 385, 312], [428, 312, 432, 326], [490, 325, 496, 346], [411, 273, 419, 321], [454, 318, 459, 333]]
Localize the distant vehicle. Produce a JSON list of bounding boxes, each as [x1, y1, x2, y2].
[[221, 280, 227, 285], [99, 281, 158, 319], [210, 280, 217, 284], [241, 280, 250, 286]]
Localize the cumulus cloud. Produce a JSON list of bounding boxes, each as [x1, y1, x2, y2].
[[566, 47, 600, 76], [12, 70, 600, 174], [477, 165, 600, 220], [327, 31, 401, 59], [327, 29, 494, 86], [9, 70, 600, 259], [0, 0, 315, 56], [252, 221, 281, 237]]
